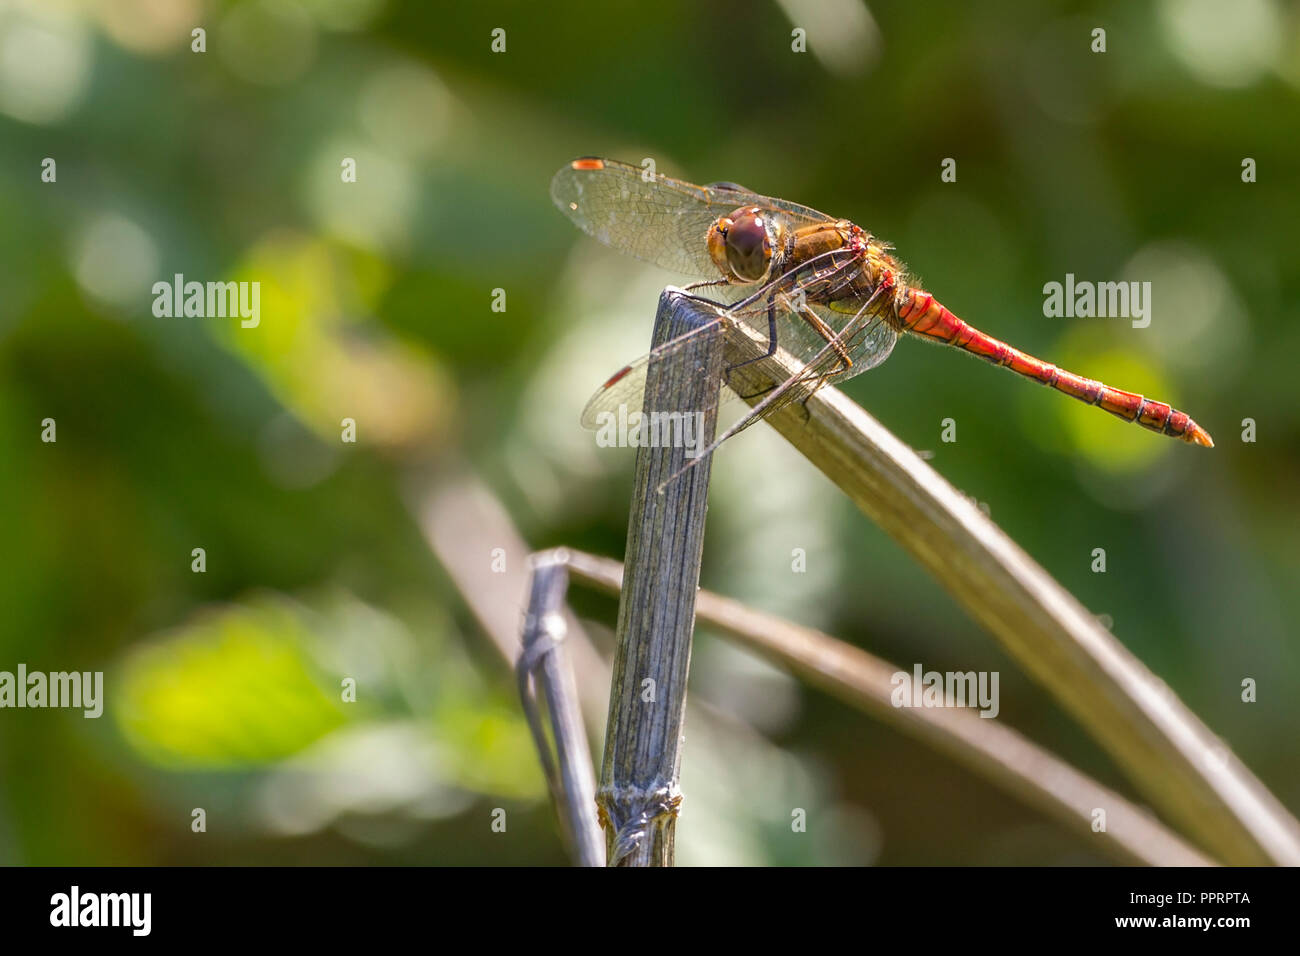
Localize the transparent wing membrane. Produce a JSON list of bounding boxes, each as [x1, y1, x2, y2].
[[550, 158, 834, 278], [579, 309, 733, 428], [581, 275, 898, 434]]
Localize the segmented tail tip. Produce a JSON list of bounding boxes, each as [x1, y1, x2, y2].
[[1186, 423, 1214, 448]]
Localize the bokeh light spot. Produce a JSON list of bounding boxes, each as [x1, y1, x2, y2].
[[1159, 0, 1281, 88], [72, 212, 160, 313], [0, 5, 91, 124]]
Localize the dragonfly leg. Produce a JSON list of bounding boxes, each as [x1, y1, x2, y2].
[[789, 297, 853, 374], [683, 277, 730, 293], [792, 279, 897, 414], [730, 379, 781, 402], [794, 368, 837, 421], [724, 292, 780, 374]]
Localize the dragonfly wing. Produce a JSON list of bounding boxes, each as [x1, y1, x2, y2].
[[676, 304, 899, 480], [813, 301, 899, 383], [551, 157, 835, 277], [583, 284, 897, 435], [720, 269, 899, 389], [720, 306, 895, 426], [580, 310, 734, 428]]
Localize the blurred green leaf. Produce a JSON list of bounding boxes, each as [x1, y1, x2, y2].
[[116, 601, 348, 768]]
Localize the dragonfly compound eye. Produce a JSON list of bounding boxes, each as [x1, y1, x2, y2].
[[721, 207, 772, 282]]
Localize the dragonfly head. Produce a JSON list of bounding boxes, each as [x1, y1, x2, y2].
[[708, 205, 776, 284]]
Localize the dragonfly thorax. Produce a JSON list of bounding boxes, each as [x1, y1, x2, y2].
[[707, 205, 780, 284]]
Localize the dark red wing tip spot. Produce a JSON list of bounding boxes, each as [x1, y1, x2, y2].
[[602, 365, 633, 388], [571, 157, 605, 171]]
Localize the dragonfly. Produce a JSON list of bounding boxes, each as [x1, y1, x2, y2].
[[551, 157, 1213, 470]]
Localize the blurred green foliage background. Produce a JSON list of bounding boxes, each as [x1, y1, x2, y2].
[[1, 0, 1297, 865]]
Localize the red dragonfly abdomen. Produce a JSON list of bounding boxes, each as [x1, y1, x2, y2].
[[895, 288, 1214, 447]]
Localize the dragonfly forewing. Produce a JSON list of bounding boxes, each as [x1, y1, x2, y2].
[[550, 157, 835, 278]]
